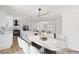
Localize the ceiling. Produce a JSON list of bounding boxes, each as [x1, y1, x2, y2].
[[1, 5, 79, 21]]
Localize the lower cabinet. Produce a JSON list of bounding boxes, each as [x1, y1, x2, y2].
[[0, 34, 13, 50]]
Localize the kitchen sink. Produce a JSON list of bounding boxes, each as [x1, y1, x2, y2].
[[40, 37, 48, 41]]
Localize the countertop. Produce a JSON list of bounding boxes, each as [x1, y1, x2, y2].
[[29, 35, 66, 51], [20, 31, 66, 51]]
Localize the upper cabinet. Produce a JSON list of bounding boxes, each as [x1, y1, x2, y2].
[[7, 16, 13, 27], [0, 9, 13, 27], [0, 10, 7, 27]]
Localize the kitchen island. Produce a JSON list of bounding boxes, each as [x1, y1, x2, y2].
[[18, 30, 66, 54]]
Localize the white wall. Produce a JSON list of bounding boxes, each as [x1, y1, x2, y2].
[[62, 10, 79, 51]]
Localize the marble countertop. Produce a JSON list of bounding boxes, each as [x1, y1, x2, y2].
[[20, 31, 66, 51], [29, 35, 66, 51]]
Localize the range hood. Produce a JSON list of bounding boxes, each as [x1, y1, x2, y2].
[[14, 20, 19, 26]]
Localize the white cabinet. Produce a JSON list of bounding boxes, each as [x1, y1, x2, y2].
[[0, 9, 13, 50], [6, 16, 13, 27], [0, 14, 7, 27], [62, 10, 79, 51], [0, 15, 13, 27], [18, 37, 40, 54], [0, 34, 13, 50]]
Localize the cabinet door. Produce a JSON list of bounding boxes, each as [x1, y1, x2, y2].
[[0, 15, 7, 27], [0, 34, 13, 50], [6, 16, 13, 27]]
